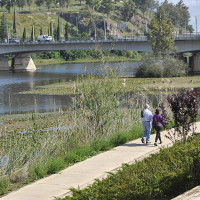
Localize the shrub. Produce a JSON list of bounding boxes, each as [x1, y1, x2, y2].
[[62, 135, 200, 200], [163, 56, 188, 77], [136, 54, 189, 78], [73, 68, 124, 137], [167, 91, 199, 143]]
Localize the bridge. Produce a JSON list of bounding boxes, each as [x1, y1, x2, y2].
[[0, 35, 200, 73]]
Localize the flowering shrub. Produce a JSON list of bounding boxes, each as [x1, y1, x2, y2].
[[167, 90, 199, 143]]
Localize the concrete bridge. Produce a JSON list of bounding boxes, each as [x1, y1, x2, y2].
[[0, 35, 200, 73]]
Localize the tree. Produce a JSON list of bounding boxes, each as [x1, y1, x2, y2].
[[6, 0, 13, 14], [22, 27, 26, 42], [175, 0, 190, 29], [57, 17, 60, 41], [135, 0, 157, 16], [66, 0, 71, 8], [121, 0, 136, 21], [35, 0, 44, 8], [162, 0, 190, 31], [31, 24, 34, 41], [0, 0, 7, 8], [13, 7, 16, 36], [57, 0, 66, 10], [40, 27, 43, 35], [0, 14, 7, 42], [49, 22, 52, 36], [86, 0, 100, 11], [45, 0, 53, 10], [100, 0, 114, 15], [17, 0, 26, 9], [148, 5, 175, 56], [64, 23, 69, 40], [27, 0, 32, 10]]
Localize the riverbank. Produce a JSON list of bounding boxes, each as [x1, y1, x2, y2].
[[21, 75, 200, 95], [33, 57, 139, 66]]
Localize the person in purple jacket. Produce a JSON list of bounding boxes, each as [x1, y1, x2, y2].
[[152, 108, 165, 146]]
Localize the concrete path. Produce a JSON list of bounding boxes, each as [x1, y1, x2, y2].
[[1, 122, 200, 200], [172, 186, 200, 200]]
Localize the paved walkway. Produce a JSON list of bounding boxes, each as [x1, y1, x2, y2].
[[1, 122, 200, 200]]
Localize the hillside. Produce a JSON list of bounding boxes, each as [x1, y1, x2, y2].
[[0, 0, 151, 40]]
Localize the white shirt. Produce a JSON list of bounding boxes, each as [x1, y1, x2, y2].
[[142, 109, 153, 122]]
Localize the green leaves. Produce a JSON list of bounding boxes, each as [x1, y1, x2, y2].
[[148, 5, 176, 56], [64, 135, 200, 200], [121, 0, 136, 22], [74, 68, 124, 136]]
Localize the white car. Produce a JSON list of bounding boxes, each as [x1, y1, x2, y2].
[[37, 35, 52, 42]]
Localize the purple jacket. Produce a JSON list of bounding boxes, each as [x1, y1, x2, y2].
[[152, 114, 165, 128]]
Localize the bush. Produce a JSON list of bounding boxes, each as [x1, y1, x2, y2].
[[136, 54, 189, 78], [163, 56, 188, 77], [167, 91, 199, 143], [34, 51, 60, 59], [63, 135, 200, 200], [136, 54, 162, 78], [89, 49, 103, 59], [74, 68, 124, 137]]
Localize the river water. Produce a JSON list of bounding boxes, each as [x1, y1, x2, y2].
[[0, 61, 141, 115]]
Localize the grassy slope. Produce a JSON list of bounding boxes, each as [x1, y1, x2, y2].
[[0, 0, 145, 39]]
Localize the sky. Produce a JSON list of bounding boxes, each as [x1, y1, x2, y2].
[[158, 0, 200, 32]]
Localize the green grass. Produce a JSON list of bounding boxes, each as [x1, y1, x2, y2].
[[20, 75, 200, 96]]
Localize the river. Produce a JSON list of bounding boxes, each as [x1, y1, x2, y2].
[[0, 61, 141, 115]]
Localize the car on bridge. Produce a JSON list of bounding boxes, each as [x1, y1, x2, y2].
[[9, 38, 20, 43], [37, 35, 52, 42]]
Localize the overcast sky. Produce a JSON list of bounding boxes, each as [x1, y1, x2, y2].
[[158, 0, 200, 32]]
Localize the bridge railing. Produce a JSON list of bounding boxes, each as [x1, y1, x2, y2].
[[1, 33, 200, 45]]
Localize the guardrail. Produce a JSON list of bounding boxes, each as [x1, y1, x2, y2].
[[1, 33, 200, 45]]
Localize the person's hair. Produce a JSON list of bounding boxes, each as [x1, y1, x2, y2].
[[145, 104, 150, 109], [156, 108, 160, 115]]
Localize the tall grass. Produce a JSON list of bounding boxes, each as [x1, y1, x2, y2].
[[0, 69, 146, 195]]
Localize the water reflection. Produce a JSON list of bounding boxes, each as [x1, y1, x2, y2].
[[0, 61, 140, 115]]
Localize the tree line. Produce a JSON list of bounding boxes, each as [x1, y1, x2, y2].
[[121, 0, 191, 31]]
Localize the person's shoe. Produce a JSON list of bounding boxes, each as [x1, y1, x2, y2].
[[146, 142, 151, 144], [160, 141, 163, 144], [154, 142, 158, 146], [141, 138, 145, 144]]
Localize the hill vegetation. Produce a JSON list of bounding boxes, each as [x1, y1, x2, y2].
[[0, 0, 193, 41]]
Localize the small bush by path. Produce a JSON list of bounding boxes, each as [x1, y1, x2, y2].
[[61, 134, 200, 200]]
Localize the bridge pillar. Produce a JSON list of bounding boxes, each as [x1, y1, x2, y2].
[[12, 54, 36, 71], [193, 52, 200, 74], [0, 55, 9, 70]]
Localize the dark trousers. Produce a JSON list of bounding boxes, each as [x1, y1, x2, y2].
[[155, 126, 162, 142]]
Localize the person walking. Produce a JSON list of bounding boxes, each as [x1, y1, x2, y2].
[[152, 108, 165, 146], [141, 104, 153, 144]]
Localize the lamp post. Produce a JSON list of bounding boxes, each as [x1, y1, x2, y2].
[[32, 24, 34, 41], [48, 25, 50, 36], [94, 22, 96, 40], [76, 16, 79, 34], [7, 25, 10, 43], [51, 22, 54, 41], [104, 19, 106, 40]]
